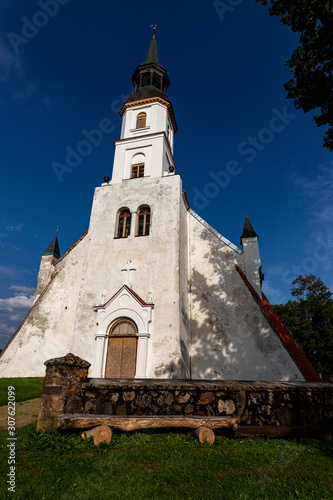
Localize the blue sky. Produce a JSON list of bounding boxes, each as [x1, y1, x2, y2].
[[0, 0, 332, 348]]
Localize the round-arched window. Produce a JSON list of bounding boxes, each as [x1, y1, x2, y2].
[[109, 318, 138, 336], [137, 206, 150, 236], [117, 209, 131, 238], [136, 112, 146, 129]]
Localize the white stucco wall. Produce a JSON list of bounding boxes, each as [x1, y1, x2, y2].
[[120, 101, 174, 149], [112, 101, 175, 184], [188, 214, 304, 382], [69, 174, 188, 378]]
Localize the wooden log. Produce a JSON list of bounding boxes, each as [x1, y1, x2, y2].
[[58, 414, 239, 431], [192, 426, 215, 445], [81, 425, 112, 445]]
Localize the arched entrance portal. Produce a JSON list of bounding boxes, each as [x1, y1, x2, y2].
[[105, 318, 138, 378]]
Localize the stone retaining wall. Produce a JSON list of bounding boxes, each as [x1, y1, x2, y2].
[[37, 354, 333, 433]]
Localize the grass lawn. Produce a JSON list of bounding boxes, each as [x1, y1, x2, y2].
[[0, 378, 44, 406], [0, 423, 332, 499]]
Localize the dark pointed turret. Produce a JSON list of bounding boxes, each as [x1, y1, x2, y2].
[[127, 30, 171, 104], [42, 229, 61, 259], [241, 214, 258, 242]]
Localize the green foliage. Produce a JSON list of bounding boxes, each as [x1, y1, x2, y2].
[[274, 274, 333, 381], [255, 0, 333, 150], [0, 424, 332, 499], [0, 378, 44, 406]]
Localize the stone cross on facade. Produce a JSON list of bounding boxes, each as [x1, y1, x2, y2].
[[121, 260, 137, 288]]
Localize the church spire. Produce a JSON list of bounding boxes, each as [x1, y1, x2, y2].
[[145, 29, 159, 65], [127, 29, 170, 104]]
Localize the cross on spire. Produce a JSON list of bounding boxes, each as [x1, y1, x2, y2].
[[55, 225, 60, 236], [121, 260, 137, 288], [150, 24, 157, 33]]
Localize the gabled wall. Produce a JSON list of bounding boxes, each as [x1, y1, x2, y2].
[[188, 214, 305, 382]]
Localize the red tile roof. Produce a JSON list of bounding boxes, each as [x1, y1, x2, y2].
[[236, 266, 322, 382]]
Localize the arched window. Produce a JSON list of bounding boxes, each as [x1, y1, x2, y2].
[[136, 112, 146, 129], [131, 163, 144, 178], [110, 318, 138, 336], [117, 209, 131, 238], [137, 206, 150, 236]]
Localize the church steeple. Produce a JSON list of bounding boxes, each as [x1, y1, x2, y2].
[[112, 30, 177, 184], [145, 31, 159, 64], [127, 30, 170, 104]]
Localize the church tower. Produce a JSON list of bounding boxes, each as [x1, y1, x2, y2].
[[71, 31, 190, 379]]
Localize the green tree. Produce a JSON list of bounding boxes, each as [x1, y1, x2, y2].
[[255, 0, 333, 150], [275, 274, 333, 381]]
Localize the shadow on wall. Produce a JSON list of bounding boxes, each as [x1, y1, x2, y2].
[[188, 228, 297, 381]]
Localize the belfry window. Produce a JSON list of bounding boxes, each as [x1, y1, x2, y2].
[[117, 209, 131, 238], [131, 163, 145, 178], [137, 206, 150, 236], [136, 112, 146, 129]]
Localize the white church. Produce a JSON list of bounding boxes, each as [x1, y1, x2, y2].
[[0, 33, 320, 383]]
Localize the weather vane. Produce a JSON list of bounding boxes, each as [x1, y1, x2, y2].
[[150, 24, 157, 33], [55, 225, 60, 236]]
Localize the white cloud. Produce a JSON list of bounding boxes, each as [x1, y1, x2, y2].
[[10, 285, 36, 295], [0, 290, 33, 347], [0, 294, 34, 314], [0, 322, 16, 346]]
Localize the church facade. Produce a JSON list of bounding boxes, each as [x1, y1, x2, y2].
[[0, 34, 321, 383]]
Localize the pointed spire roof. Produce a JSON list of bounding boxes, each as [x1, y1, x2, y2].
[[241, 214, 258, 239], [127, 29, 170, 104], [145, 33, 160, 65], [42, 229, 61, 259]]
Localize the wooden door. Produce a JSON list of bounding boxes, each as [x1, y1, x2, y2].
[[105, 318, 138, 378]]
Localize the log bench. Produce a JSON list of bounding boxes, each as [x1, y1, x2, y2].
[[57, 414, 239, 445], [58, 414, 239, 431]]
